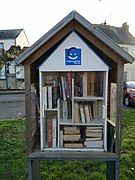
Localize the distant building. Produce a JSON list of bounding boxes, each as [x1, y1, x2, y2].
[[95, 22, 135, 81], [0, 29, 29, 50], [0, 29, 29, 90]]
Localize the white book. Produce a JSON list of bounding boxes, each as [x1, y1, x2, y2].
[[60, 130, 63, 147], [48, 86, 52, 109], [84, 140, 103, 148], [42, 86, 48, 109], [52, 118, 57, 148], [79, 104, 85, 123], [61, 76, 66, 101], [84, 105, 90, 124]]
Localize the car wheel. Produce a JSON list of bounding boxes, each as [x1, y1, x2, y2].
[[124, 96, 131, 106]]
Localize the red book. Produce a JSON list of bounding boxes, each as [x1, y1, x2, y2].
[[48, 118, 52, 148]]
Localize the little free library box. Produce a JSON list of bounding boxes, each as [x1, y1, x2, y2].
[[16, 11, 134, 180]]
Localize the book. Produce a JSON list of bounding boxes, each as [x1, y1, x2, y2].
[[85, 131, 102, 138], [60, 130, 63, 148], [67, 98, 72, 119], [64, 129, 80, 135], [52, 118, 57, 148], [63, 100, 68, 120], [61, 76, 66, 101], [83, 72, 87, 96], [85, 137, 102, 141], [52, 86, 59, 108], [84, 140, 103, 148], [42, 86, 48, 109], [107, 120, 116, 152], [68, 72, 72, 99], [86, 126, 102, 130], [90, 72, 94, 96], [64, 143, 83, 148], [63, 134, 81, 141], [79, 104, 86, 123], [47, 118, 52, 148], [86, 129, 102, 133], [63, 126, 77, 130], [47, 86, 59, 109], [48, 86, 53, 109], [95, 72, 103, 96], [74, 102, 81, 123], [84, 104, 90, 124], [88, 105, 93, 122], [87, 72, 95, 96]]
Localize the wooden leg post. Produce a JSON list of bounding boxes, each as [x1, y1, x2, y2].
[[106, 160, 120, 180], [28, 159, 40, 180]]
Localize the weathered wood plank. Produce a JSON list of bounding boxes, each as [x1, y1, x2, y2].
[[106, 160, 120, 180], [115, 61, 124, 156], [24, 60, 32, 156], [28, 151, 119, 161]]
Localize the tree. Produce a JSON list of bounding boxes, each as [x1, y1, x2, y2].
[[0, 45, 27, 70]]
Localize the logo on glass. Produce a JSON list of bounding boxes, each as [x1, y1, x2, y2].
[[65, 47, 81, 65]]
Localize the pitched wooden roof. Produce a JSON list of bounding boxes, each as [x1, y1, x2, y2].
[[15, 11, 134, 65]]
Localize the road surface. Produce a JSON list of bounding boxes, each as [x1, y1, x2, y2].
[[0, 93, 25, 120]]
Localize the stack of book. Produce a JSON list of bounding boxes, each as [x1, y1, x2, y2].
[[84, 126, 103, 148], [61, 126, 83, 148]]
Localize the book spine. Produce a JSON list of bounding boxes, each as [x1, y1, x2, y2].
[[74, 102, 80, 123], [52, 118, 57, 148], [52, 86, 59, 108], [61, 76, 66, 101], [84, 105, 90, 124], [68, 72, 72, 99], [60, 130, 63, 147], [84, 140, 103, 148], [63, 100, 68, 120], [48, 86, 52, 109], [79, 104, 86, 123], [48, 119, 52, 148], [42, 86, 48, 109]]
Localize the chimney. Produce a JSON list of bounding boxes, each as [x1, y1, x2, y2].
[[122, 22, 129, 32]]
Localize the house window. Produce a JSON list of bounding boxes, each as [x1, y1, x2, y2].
[[122, 47, 129, 52], [0, 43, 4, 49]]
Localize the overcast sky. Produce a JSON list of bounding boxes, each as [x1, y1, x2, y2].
[[1, 0, 135, 45]]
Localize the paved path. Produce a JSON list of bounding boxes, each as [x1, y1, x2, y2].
[[0, 93, 25, 120]]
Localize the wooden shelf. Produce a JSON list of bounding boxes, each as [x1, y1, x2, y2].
[[74, 96, 105, 101], [28, 151, 119, 161]]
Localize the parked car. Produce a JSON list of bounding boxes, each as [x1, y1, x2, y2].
[[123, 81, 135, 106]]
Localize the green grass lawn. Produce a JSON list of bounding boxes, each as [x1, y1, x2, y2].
[[0, 110, 135, 180]]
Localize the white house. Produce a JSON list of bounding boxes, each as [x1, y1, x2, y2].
[[95, 22, 135, 81], [0, 29, 29, 50]]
